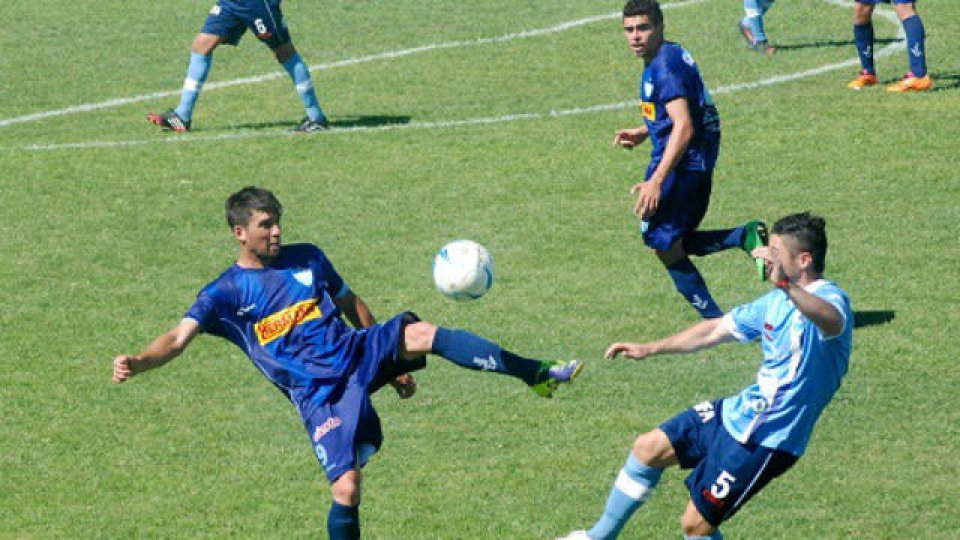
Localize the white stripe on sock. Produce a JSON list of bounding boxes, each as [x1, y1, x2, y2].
[[296, 81, 313, 93], [614, 469, 651, 501], [183, 78, 200, 92]]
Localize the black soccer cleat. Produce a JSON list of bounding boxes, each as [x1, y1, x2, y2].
[[292, 117, 330, 133], [146, 110, 190, 132]]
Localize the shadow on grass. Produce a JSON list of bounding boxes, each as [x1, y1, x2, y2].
[[775, 37, 897, 51], [929, 71, 960, 92], [224, 115, 412, 131], [853, 310, 895, 329]]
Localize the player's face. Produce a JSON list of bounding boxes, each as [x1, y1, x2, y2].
[[236, 210, 282, 261], [769, 234, 812, 282], [623, 15, 663, 61]]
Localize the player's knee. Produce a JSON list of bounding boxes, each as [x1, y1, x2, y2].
[[191, 33, 220, 54], [853, 5, 873, 25], [403, 321, 437, 356], [632, 429, 673, 467], [273, 43, 296, 63], [331, 471, 362, 506], [894, 3, 917, 20], [680, 513, 714, 537]]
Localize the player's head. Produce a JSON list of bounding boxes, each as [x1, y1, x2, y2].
[[226, 186, 283, 261], [622, 0, 664, 61], [771, 212, 828, 275]]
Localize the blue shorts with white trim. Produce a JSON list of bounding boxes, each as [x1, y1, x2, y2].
[[660, 400, 799, 526]]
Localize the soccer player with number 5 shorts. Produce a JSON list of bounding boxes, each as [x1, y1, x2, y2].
[[112, 187, 581, 539], [847, 0, 932, 92], [147, 0, 330, 133], [558, 212, 852, 540], [613, 0, 768, 320]]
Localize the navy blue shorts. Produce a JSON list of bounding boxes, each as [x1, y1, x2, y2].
[[660, 400, 799, 527], [201, 0, 291, 49], [302, 312, 426, 483], [641, 168, 712, 251]]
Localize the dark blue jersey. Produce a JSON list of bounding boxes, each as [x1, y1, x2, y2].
[[639, 42, 721, 176], [185, 243, 359, 408]]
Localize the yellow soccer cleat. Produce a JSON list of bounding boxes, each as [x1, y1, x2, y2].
[[847, 70, 878, 90], [886, 73, 933, 93]]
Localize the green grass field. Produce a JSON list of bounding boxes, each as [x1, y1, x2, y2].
[[2, 0, 958, 537]]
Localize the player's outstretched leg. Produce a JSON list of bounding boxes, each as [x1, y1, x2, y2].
[[413, 324, 582, 398]]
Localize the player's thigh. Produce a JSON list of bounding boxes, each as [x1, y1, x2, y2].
[[191, 32, 223, 54], [633, 428, 680, 469]]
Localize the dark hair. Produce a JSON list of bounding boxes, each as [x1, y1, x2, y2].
[[772, 212, 828, 273], [623, 0, 663, 26], [225, 186, 283, 228]]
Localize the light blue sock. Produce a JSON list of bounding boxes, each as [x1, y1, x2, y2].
[[282, 53, 325, 122], [741, 0, 767, 43], [901, 15, 927, 77], [587, 454, 663, 540], [684, 530, 723, 540], [174, 52, 212, 122]]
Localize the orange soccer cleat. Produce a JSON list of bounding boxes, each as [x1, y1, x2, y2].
[[886, 72, 933, 93], [847, 70, 878, 90]]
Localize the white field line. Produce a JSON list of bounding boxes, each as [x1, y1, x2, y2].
[[0, 0, 707, 130], [5, 0, 903, 152]]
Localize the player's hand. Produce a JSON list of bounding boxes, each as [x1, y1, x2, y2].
[[389, 373, 417, 399], [630, 180, 661, 219], [612, 128, 647, 149], [751, 246, 785, 286], [112, 355, 136, 384], [605, 342, 655, 360]]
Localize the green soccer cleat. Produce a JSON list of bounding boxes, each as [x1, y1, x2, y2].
[[531, 359, 583, 398], [742, 220, 769, 282]]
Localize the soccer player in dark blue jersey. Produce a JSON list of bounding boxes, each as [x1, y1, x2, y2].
[[847, 0, 932, 92], [147, 0, 328, 133], [612, 0, 767, 320], [559, 213, 851, 540], [112, 186, 582, 539]]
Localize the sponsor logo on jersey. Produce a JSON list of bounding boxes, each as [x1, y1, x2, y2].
[[313, 417, 342, 442], [254, 298, 321, 345], [643, 81, 654, 98], [640, 101, 656, 121]]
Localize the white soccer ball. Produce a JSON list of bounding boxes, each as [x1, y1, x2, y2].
[[433, 240, 494, 301]]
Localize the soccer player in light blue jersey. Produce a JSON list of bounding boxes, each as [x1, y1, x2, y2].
[[613, 0, 767, 320], [147, 0, 329, 133], [847, 0, 932, 92], [112, 187, 582, 539], [738, 0, 777, 54], [559, 212, 852, 540]]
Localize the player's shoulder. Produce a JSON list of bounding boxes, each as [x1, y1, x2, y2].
[[280, 242, 325, 261]]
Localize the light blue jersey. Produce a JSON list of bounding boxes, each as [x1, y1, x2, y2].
[[720, 280, 853, 456]]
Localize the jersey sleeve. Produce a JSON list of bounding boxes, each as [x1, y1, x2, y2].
[[184, 287, 226, 337], [813, 286, 852, 340], [723, 292, 771, 342], [654, 51, 693, 104], [312, 245, 350, 299]]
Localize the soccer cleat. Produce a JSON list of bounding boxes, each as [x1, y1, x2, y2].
[[886, 72, 933, 93], [749, 39, 776, 55], [557, 531, 592, 540], [146, 110, 190, 132], [741, 220, 769, 282], [847, 70, 878, 90], [737, 21, 756, 46], [292, 117, 330, 133], [531, 359, 583, 398]]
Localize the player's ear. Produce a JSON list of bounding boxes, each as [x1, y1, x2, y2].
[[233, 224, 247, 243], [798, 251, 813, 271]]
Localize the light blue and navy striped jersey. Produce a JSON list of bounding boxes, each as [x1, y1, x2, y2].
[[639, 41, 721, 176], [185, 243, 358, 408], [721, 280, 853, 456]]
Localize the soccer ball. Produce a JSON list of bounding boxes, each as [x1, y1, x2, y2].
[[433, 240, 494, 301]]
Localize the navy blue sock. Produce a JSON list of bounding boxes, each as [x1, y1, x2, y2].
[[666, 258, 723, 318], [854, 22, 875, 74], [431, 327, 544, 386], [327, 502, 360, 540], [901, 15, 927, 77], [683, 227, 743, 257]]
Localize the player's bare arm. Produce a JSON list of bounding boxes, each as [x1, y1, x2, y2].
[[605, 317, 735, 360], [752, 246, 845, 337], [613, 126, 649, 148], [335, 290, 376, 329], [631, 97, 693, 218], [112, 319, 201, 383]]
